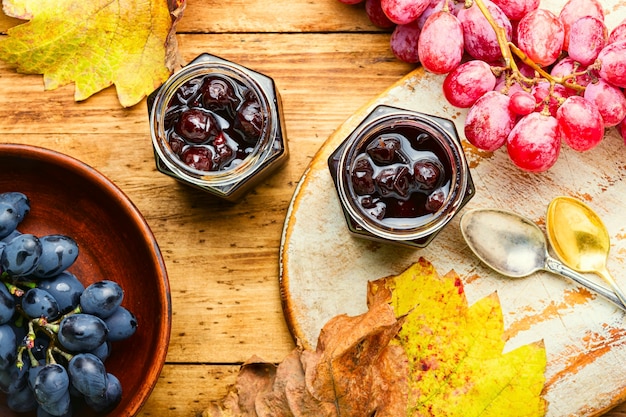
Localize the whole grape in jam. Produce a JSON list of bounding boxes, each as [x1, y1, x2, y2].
[[350, 127, 450, 222], [164, 74, 265, 172]]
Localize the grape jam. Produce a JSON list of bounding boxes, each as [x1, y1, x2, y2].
[[164, 74, 265, 172], [349, 125, 452, 224], [328, 105, 475, 248], [148, 54, 289, 202]]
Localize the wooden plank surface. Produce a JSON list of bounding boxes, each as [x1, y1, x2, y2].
[[0, 0, 625, 415]]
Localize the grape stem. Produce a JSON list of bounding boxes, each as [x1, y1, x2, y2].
[[470, 0, 586, 93], [4, 281, 24, 297], [52, 347, 73, 363]]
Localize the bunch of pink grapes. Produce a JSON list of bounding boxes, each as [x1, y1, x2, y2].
[[337, 0, 626, 172]]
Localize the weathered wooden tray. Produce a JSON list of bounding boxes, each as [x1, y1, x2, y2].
[[280, 1, 626, 415]]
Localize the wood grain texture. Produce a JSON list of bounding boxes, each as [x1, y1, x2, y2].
[[0, 0, 624, 414]]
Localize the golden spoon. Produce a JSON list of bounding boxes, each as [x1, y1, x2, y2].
[[546, 196, 626, 308], [461, 208, 626, 310]]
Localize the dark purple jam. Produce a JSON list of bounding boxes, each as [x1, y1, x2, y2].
[[163, 74, 265, 172], [349, 125, 452, 223]]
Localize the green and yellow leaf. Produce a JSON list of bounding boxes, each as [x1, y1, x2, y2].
[[0, 0, 184, 107]]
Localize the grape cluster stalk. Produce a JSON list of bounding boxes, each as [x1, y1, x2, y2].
[[0, 192, 138, 416], [337, 0, 626, 172]]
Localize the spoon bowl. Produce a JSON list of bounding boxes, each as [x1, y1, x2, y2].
[[546, 196, 626, 306], [460, 208, 546, 278], [460, 208, 626, 311]]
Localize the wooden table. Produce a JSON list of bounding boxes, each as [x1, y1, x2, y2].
[[0, 1, 624, 415]]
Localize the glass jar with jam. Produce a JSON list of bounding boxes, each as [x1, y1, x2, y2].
[[148, 53, 288, 202], [328, 105, 475, 248]]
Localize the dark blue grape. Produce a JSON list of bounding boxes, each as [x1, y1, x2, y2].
[[0, 281, 15, 324], [22, 288, 60, 320], [104, 306, 137, 342], [29, 336, 51, 363], [0, 192, 30, 220], [37, 271, 85, 314], [9, 320, 27, 345], [58, 314, 108, 352], [0, 367, 12, 393], [80, 280, 124, 319], [67, 353, 107, 397], [37, 404, 72, 417], [0, 359, 29, 394], [85, 372, 122, 413], [1, 233, 42, 277], [38, 389, 71, 416], [32, 363, 69, 404], [28, 364, 44, 390], [0, 202, 20, 240], [0, 324, 16, 369], [1, 229, 21, 243], [6, 360, 30, 395], [7, 382, 37, 412], [89, 341, 111, 362], [31, 235, 79, 279]]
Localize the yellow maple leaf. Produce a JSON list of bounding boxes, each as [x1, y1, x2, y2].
[[0, 0, 184, 107], [369, 258, 547, 417]]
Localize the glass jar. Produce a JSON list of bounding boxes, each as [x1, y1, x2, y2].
[[148, 53, 288, 202], [328, 105, 475, 248]]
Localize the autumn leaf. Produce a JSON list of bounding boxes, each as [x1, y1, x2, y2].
[[203, 302, 408, 417], [368, 258, 547, 417], [0, 0, 185, 107], [204, 258, 547, 417]]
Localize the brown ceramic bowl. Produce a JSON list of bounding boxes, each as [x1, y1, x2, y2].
[[0, 144, 171, 416]]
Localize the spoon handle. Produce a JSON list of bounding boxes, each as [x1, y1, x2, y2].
[[596, 267, 626, 309], [545, 256, 626, 311]]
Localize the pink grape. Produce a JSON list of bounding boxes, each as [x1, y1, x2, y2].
[[416, 0, 461, 29], [517, 62, 537, 79], [464, 91, 516, 152], [598, 41, 626, 88], [617, 117, 626, 144], [381, 0, 430, 25], [506, 113, 561, 172], [550, 57, 592, 89], [494, 79, 524, 95], [567, 16, 607, 66], [508, 90, 536, 116], [390, 20, 421, 63], [457, 0, 512, 63], [556, 96, 604, 152], [559, 0, 604, 51], [418, 11, 464, 74], [365, 0, 396, 29], [490, 0, 539, 21], [583, 79, 626, 127], [517, 9, 564, 67], [531, 81, 571, 117], [608, 19, 626, 45], [443, 60, 496, 108]]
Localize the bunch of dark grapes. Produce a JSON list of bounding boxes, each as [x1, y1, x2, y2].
[[0, 192, 138, 416], [336, 0, 626, 172]]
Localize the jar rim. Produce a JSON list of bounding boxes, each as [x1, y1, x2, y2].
[[335, 107, 470, 241]]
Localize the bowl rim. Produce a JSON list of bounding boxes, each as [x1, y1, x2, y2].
[[0, 143, 172, 416]]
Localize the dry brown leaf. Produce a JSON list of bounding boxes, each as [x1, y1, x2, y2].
[[204, 298, 407, 417]]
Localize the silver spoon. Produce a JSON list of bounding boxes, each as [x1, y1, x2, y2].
[[459, 208, 626, 311]]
